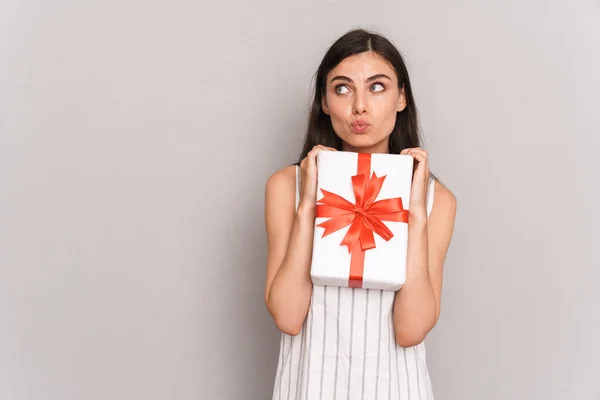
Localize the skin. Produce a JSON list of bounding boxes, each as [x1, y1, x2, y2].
[[264, 51, 457, 347]]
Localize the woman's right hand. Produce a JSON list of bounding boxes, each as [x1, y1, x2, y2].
[[298, 145, 337, 213]]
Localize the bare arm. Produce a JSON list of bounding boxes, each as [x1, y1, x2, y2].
[[264, 166, 314, 335], [392, 180, 457, 347], [264, 145, 336, 335]]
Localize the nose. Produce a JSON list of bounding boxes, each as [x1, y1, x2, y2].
[[353, 92, 368, 115]]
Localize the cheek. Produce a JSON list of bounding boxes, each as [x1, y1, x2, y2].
[[327, 97, 350, 117], [330, 117, 348, 136], [327, 102, 352, 130], [374, 95, 400, 113], [373, 99, 400, 124]]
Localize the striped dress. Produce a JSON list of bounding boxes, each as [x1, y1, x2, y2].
[[272, 165, 436, 400]]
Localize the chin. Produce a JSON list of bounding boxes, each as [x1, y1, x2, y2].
[[344, 134, 381, 147], [341, 134, 391, 154]]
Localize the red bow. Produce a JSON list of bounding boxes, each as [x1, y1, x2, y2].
[[316, 153, 409, 288]]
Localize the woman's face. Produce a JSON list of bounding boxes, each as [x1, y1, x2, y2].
[[322, 51, 406, 154]]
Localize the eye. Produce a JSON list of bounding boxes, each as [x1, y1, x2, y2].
[[334, 85, 350, 95], [371, 82, 385, 92]]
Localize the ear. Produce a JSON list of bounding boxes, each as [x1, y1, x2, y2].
[[397, 85, 407, 112], [321, 93, 330, 115]]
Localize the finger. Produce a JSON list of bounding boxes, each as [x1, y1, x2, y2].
[[408, 150, 427, 159], [310, 145, 329, 158], [405, 149, 428, 160], [411, 154, 428, 163], [315, 144, 336, 151], [401, 148, 420, 156], [308, 148, 319, 158], [407, 148, 427, 155]]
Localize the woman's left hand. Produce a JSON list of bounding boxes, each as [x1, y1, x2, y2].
[[400, 147, 429, 222]]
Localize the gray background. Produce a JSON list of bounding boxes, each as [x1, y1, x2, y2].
[[1, 0, 598, 399]]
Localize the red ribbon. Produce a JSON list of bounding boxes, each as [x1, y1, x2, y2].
[[316, 153, 409, 288]]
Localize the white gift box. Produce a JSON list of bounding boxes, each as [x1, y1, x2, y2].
[[310, 151, 414, 291]]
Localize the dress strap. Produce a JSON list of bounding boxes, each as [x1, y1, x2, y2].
[[295, 165, 300, 211], [426, 177, 435, 218]]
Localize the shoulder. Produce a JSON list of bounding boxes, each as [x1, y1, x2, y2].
[[430, 178, 457, 221], [264, 164, 298, 240], [265, 164, 297, 212], [265, 164, 297, 196]]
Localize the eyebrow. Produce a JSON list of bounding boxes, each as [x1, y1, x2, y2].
[[329, 74, 392, 84]]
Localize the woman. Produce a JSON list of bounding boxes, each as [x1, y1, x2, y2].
[[264, 28, 457, 399]]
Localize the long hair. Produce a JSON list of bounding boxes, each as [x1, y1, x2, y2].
[[297, 28, 438, 183]]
